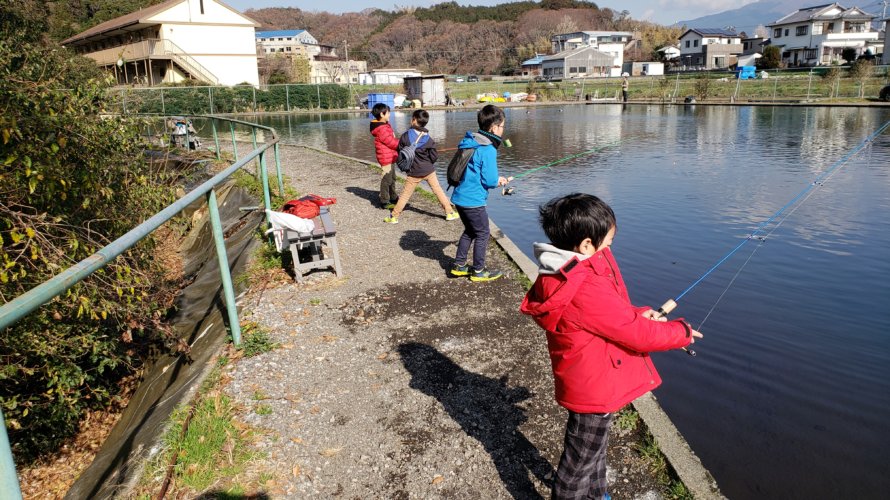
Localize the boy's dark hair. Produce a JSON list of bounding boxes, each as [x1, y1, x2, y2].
[[539, 193, 616, 251], [412, 109, 429, 127], [371, 103, 390, 119], [477, 104, 505, 131]]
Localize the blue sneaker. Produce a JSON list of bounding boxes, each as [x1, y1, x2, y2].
[[450, 263, 470, 276]]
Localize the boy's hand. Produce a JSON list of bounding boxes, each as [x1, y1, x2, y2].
[[642, 309, 667, 321], [497, 176, 510, 186], [689, 328, 703, 343]]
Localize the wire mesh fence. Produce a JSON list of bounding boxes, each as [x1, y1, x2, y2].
[[108, 65, 890, 114]]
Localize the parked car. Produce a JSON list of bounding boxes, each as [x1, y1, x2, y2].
[[467, 75, 479, 82], [455, 77, 465, 83], [880, 85, 890, 102]]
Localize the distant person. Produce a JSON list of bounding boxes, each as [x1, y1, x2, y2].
[[449, 104, 511, 282], [621, 75, 629, 102], [383, 109, 458, 224], [520, 193, 701, 500], [369, 103, 400, 209]]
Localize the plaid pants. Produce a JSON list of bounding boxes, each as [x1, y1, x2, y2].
[[552, 411, 613, 500]]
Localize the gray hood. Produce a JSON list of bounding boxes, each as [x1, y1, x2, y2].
[[533, 242, 590, 275]]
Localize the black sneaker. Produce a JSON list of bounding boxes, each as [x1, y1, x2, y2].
[[470, 268, 503, 282]]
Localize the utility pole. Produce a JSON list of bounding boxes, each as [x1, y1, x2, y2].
[[344, 39, 350, 84]]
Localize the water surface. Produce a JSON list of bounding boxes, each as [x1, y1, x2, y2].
[[250, 105, 890, 499]]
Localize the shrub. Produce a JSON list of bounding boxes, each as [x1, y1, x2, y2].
[[1, 0, 180, 461]]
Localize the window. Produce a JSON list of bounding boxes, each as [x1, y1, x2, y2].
[[796, 26, 808, 36], [286, 47, 291, 52], [744, 41, 750, 50], [813, 23, 822, 35], [569, 67, 577, 73], [287, 37, 292, 41], [826, 22, 834, 33], [693, 39, 699, 47], [578, 66, 587, 73], [845, 22, 866, 33], [685, 40, 690, 48], [805, 48, 817, 59], [784, 29, 789, 36], [774, 28, 782, 38]]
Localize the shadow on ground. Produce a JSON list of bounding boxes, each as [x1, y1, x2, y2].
[[345, 186, 441, 218], [398, 342, 554, 498]]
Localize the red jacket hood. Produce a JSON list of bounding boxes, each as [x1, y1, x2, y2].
[[520, 242, 692, 413]]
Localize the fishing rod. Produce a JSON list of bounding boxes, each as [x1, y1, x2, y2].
[[655, 118, 890, 356], [500, 136, 630, 195]]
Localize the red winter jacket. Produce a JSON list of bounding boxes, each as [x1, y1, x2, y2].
[[520, 243, 691, 414], [370, 120, 399, 166]]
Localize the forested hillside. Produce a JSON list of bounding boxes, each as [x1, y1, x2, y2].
[[245, 1, 682, 75]]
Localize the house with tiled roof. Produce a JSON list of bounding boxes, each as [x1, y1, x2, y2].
[[767, 3, 879, 66], [62, 0, 259, 86], [678, 28, 743, 69]]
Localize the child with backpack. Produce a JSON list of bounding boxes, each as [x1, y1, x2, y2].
[[520, 193, 702, 499], [448, 104, 511, 282], [369, 103, 400, 209], [383, 109, 458, 224]]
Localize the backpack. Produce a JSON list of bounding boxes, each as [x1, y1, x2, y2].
[[396, 130, 428, 173], [445, 148, 475, 189]]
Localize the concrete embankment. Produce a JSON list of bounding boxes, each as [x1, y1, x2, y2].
[[223, 144, 723, 498]]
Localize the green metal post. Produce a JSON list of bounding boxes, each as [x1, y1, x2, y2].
[[259, 151, 272, 224], [207, 189, 242, 347], [273, 142, 284, 196], [209, 87, 214, 114], [0, 410, 23, 500], [229, 122, 239, 161], [286, 84, 290, 112], [252, 128, 259, 177], [160, 87, 165, 115], [252, 86, 257, 113], [211, 119, 221, 160]]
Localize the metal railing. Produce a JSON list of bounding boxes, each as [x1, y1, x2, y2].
[[0, 115, 284, 499]]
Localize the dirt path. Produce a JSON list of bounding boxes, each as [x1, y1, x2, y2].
[[224, 145, 665, 498]]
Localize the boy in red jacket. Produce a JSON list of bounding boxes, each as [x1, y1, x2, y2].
[[369, 103, 400, 209], [520, 193, 701, 500]]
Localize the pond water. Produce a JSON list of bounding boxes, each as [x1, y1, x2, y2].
[[248, 105, 890, 499]]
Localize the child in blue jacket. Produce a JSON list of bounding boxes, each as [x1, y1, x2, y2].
[[450, 105, 510, 282]]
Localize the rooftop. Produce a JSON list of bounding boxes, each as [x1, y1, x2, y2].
[[255, 29, 307, 38]]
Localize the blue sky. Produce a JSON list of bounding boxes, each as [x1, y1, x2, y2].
[[223, 0, 752, 26]]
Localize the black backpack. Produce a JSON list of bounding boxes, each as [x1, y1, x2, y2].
[[446, 148, 474, 189], [396, 131, 428, 173]]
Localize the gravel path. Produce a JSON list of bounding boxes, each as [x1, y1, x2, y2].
[[223, 145, 665, 499]]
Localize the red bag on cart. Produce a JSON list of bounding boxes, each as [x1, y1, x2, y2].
[[281, 199, 320, 219], [303, 193, 337, 206]]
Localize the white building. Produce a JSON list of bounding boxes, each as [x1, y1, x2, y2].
[[551, 31, 634, 53], [678, 28, 743, 69], [767, 3, 879, 66], [62, 0, 259, 86], [358, 68, 422, 85], [541, 46, 616, 79], [656, 45, 681, 60], [550, 31, 629, 76]]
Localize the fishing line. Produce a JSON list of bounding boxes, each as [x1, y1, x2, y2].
[[500, 136, 631, 195], [657, 118, 890, 352]]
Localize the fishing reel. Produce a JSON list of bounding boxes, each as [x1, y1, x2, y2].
[[501, 176, 515, 196], [656, 299, 696, 357]]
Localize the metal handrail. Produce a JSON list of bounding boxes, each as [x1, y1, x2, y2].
[[0, 115, 283, 499], [155, 40, 220, 85]]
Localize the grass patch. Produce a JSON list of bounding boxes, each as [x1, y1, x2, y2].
[[309, 297, 323, 306], [614, 406, 640, 432], [633, 428, 693, 500], [239, 321, 280, 358], [134, 354, 261, 497], [254, 404, 273, 416]]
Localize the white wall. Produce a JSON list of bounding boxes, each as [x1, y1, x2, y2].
[[150, 0, 259, 85], [680, 33, 703, 54]]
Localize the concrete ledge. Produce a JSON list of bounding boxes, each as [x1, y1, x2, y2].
[[302, 145, 724, 498]]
